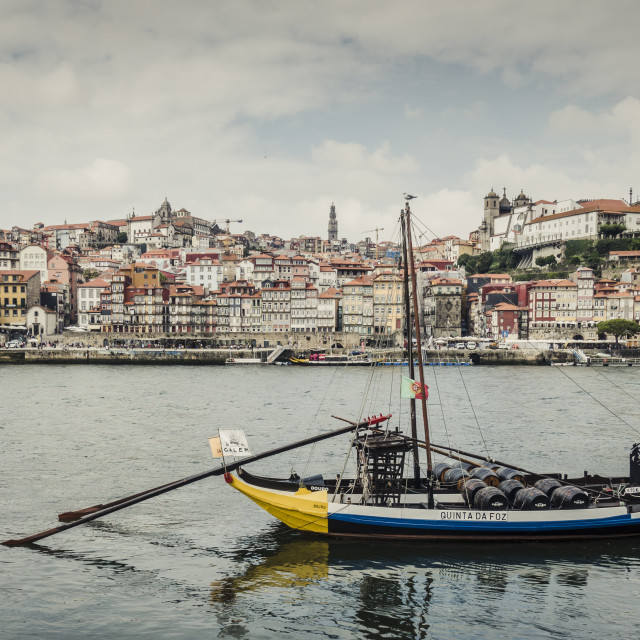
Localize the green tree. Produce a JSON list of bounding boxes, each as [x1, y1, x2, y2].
[[116, 231, 128, 244], [598, 223, 626, 239], [82, 269, 100, 282], [535, 255, 557, 268], [565, 239, 594, 259], [596, 319, 640, 344], [475, 252, 493, 274], [585, 251, 602, 271]]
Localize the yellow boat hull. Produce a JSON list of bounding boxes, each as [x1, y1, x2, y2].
[[225, 473, 329, 533]]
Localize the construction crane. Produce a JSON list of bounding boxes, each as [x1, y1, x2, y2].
[[212, 219, 243, 254], [212, 219, 243, 236], [363, 227, 384, 260]]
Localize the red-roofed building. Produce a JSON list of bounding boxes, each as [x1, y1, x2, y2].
[[185, 257, 223, 293], [168, 283, 215, 334], [0, 241, 20, 271], [528, 279, 578, 330], [290, 277, 318, 332], [373, 272, 403, 339], [343, 275, 374, 335], [260, 279, 291, 332], [317, 287, 341, 333], [0, 270, 41, 330], [47, 253, 83, 324], [330, 259, 372, 288], [78, 275, 112, 331], [489, 303, 529, 340], [467, 273, 512, 295]]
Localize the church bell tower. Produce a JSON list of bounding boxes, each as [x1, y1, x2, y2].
[[328, 203, 338, 242]]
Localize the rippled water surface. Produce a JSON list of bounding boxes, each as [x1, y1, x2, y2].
[[2, 364, 640, 638]]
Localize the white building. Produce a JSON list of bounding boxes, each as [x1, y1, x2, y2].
[[317, 287, 340, 332], [317, 265, 338, 293], [290, 277, 318, 332], [184, 258, 223, 294], [19, 244, 50, 282], [78, 276, 111, 330]]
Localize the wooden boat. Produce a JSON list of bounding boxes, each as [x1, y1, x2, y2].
[[290, 353, 376, 366], [224, 198, 640, 542], [225, 444, 640, 541], [225, 357, 263, 364]]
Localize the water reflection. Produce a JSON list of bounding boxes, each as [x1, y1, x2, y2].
[[209, 531, 640, 639], [209, 540, 329, 602]]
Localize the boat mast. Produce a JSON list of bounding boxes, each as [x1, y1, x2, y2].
[[400, 211, 421, 488], [404, 200, 434, 507]]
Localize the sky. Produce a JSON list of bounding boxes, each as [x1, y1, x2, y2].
[[2, 0, 639, 246]]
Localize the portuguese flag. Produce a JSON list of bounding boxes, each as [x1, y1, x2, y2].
[[400, 376, 429, 400]]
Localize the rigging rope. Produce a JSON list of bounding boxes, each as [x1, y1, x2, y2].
[[546, 365, 640, 436]]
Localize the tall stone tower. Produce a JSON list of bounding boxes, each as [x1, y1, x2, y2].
[[156, 197, 172, 224], [328, 203, 338, 241], [480, 189, 500, 252]]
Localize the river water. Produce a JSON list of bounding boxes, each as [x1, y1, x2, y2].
[[2, 364, 640, 639]]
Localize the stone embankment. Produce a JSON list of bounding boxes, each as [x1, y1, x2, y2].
[[0, 346, 571, 365]]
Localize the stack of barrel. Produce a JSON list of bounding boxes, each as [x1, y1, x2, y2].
[[435, 461, 590, 511]]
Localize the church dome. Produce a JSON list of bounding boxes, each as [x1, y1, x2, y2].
[[486, 188, 498, 198]]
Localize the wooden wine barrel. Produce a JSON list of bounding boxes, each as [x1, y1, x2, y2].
[[534, 478, 562, 497], [443, 467, 471, 490], [434, 462, 453, 482], [495, 467, 526, 485], [498, 479, 525, 503], [450, 460, 473, 471], [473, 486, 508, 511], [459, 479, 487, 505], [550, 486, 590, 509], [469, 467, 500, 487], [513, 487, 550, 510]]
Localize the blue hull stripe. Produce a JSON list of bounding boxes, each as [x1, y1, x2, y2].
[[328, 512, 637, 533]]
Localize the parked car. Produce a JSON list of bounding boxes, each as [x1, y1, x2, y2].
[[454, 342, 466, 350], [6, 340, 25, 348], [467, 341, 477, 350]]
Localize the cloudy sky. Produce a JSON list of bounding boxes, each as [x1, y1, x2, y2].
[[2, 1, 639, 245]]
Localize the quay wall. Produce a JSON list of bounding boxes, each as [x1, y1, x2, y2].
[[0, 346, 571, 365]]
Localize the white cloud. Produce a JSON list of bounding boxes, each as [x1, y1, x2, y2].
[[404, 105, 423, 119], [38, 158, 132, 200], [549, 98, 640, 144], [467, 154, 630, 210], [1, 0, 640, 241]]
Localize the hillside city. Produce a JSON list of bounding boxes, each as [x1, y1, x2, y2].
[[2, 189, 640, 348]]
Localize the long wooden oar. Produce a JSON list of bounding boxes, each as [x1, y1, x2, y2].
[[3, 415, 390, 547], [57, 480, 183, 521]]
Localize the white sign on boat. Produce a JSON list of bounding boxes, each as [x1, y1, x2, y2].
[[219, 430, 252, 457]]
